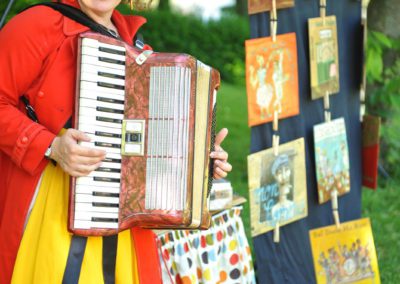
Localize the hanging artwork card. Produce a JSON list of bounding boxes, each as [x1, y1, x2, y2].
[[362, 115, 381, 190], [245, 33, 299, 127], [308, 15, 340, 99], [309, 218, 381, 284], [248, 0, 294, 15], [248, 138, 307, 237], [314, 118, 350, 204]]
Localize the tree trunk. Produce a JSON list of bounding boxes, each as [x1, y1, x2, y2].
[[158, 0, 170, 11], [235, 0, 248, 16], [368, 0, 400, 38]]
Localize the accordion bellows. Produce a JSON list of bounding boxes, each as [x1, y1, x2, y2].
[[69, 32, 220, 236]]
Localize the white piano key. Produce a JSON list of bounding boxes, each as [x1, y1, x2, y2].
[[79, 141, 121, 154], [76, 176, 120, 188], [100, 161, 122, 170], [81, 46, 126, 63], [86, 133, 122, 145], [78, 107, 124, 121], [89, 170, 121, 179], [79, 98, 125, 111], [76, 185, 120, 194], [80, 81, 125, 96], [76, 193, 120, 204], [79, 116, 122, 130], [75, 202, 119, 213], [74, 211, 118, 221], [81, 63, 125, 77], [81, 72, 125, 87], [74, 220, 119, 229], [105, 152, 122, 161], [80, 89, 125, 103], [79, 123, 122, 136], [82, 38, 126, 52], [81, 55, 125, 71]]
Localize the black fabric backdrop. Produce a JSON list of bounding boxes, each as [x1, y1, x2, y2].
[[249, 1, 363, 283]]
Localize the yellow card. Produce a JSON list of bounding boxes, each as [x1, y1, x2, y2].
[[310, 218, 380, 284]]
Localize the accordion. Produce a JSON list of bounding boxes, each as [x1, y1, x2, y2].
[[69, 32, 220, 236]]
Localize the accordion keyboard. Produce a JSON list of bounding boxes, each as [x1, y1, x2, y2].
[[74, 38, 127, 229]]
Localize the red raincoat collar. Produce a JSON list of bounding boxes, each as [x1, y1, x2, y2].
[[60, 0, 147, 44]]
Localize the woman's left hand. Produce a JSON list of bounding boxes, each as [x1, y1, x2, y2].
[[210, 128, 232, 179]]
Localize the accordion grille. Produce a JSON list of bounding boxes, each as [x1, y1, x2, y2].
[[145, 66, 191, 211]]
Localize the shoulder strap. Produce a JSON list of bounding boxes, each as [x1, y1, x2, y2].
[[23, 2, 119, 39]]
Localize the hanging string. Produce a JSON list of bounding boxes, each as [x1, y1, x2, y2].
[[273, 110, 281, 242], [320, 0, 326, 24], [270, 0, 278, 42]]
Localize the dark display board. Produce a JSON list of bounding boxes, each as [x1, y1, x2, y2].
[[249, 1, 363, 283]]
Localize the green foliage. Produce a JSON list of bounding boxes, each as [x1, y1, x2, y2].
[[362, 181, 400, 283], [366, 30, 400, 178], [0, 0, 41, 24], [119, 7, 249, 84]]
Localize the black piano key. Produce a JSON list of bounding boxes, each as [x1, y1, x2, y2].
[[91, 217, 119, 223], [99, 57, 125, 66], [97, 81, 125, 90], [92, 202, 119, 208], [98, 71, 125, 80], [99, 47, 126, 56], [97, 96, 124, 105], [96, 106, 124, 114], [93, 177, 120, 183], [93, 192, 120, 198], [95, 131, 122, 139], [94, 142, 121, 148], [96, 116, 123, 124], [103, 157, 122, 163], [96, 167, 121, 173]]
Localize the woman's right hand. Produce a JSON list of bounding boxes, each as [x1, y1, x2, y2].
[[49, 129, 106, 177]]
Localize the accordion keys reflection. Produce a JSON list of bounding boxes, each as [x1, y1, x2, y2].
[[69, 32, 220, 236]]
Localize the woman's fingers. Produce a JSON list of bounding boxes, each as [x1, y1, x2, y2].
[[213, 160, 232, 179], [210, 148, 228, 161], [214, 128, 228, 147], [214, 160, 232, 173]]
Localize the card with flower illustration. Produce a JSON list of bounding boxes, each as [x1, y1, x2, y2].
[[247, 138, 307, 237], [309, 218, 380, 284], [248, 0, 294, 15], [245, 33, 299, 127], [308, 16, 340, 99], [314, 118, 350, 204]]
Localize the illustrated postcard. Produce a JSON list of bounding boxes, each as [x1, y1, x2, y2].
[[245, 33, 299, 127], [362, 115, 381, 190], [314, 118, 350, 204], [248, 138, 307, 237], [309, 218, 380, 284], [308, 16, 340, 99]]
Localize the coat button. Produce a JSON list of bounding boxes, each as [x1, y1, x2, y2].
[[21, 136, 28, 144], [38, 91, 45, 98]]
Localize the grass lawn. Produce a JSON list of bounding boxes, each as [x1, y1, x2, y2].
[[216, 81, 399, 283]]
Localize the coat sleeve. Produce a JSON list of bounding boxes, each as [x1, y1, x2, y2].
[[0, 7, 64, 175]]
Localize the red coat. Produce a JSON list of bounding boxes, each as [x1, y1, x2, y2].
[[0, 1, 161, 283]]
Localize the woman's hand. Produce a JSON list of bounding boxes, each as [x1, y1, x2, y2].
[[50, 129, 106, 177], [210, 128, 232, 179]]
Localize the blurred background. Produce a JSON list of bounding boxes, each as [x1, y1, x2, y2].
[[1, 0, 399, 282]]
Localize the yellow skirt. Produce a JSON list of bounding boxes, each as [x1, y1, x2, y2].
[[12, 162, 140, 284]]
